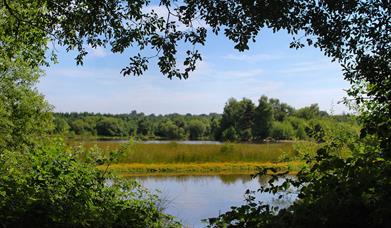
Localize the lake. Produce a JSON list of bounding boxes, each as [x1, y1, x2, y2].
[[135, 174, 297, 228]]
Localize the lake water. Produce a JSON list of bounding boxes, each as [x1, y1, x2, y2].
[[135, 174, 297, 228]]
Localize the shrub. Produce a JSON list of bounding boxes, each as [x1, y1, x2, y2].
[[270, 121, 295, 140], [0, 139, 179, 227], [221, 127, 239, 142]]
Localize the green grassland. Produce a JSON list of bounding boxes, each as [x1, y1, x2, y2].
[[69, 140, 303, 175]]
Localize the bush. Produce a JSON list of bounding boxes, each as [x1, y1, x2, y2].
[[208, 135, 391, 228], [221, 127, 239, 142], [0, 139, 179, 227], [270, 121, 295, 140]]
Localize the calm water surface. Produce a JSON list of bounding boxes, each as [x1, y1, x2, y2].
[[135, 174, 297, 228]]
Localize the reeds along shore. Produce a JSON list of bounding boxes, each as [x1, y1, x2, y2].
[[98, 161, 304, 176], [71, 140, 296, 163], [71, 140, 303, 175]]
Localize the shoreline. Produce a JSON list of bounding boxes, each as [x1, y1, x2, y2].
[[98, 161, 304, 176]]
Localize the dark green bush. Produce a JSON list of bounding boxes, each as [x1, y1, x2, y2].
[[0, 140, 179, 228], [271, 121, 295, 140]]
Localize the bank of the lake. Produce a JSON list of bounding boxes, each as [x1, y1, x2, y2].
[[99, 161, 303, 176]]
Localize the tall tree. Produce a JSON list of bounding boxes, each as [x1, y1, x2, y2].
[[252, 96, 273, 141], [96, 117, 125, 137], [220, 98, 240, 141], [187, 119, 207, 140], [269, 98, 294, 121], [0, 58, 53, 152], [237, 98, 255, 141]]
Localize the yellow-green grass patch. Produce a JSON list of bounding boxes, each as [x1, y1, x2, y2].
[[98, 161, 304, 176]]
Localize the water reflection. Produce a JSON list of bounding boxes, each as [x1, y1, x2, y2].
[[135, 174, 297, 228]]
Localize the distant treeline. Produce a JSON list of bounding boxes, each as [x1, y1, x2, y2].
[[54, 96, 359, 142]]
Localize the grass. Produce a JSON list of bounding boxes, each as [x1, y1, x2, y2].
[[69, 139, 301, 175], [119, 142, 295, 163], [98, 161, 304, 176]]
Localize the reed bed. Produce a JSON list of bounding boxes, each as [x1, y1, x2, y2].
[[69, 140, 300, 174], [98, 161, 304, 176], [68, 140, 295, 164], [119, 142, 295, 163]]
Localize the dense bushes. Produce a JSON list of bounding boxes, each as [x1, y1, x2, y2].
[[0, 58, 179, 228], [270, 121, 295, 140], [0, 59, 53, 152], [0, 140, 179, 227]]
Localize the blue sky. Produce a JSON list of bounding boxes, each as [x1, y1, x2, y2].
[[38, 24, 350, 115]]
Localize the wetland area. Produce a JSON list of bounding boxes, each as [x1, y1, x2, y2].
[[73, 139, 299, 227]]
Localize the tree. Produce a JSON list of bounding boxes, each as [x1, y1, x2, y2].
[[237, 98, 255, 141], [220, 98, 255, 142], [252, 96, 273, 141], [270, 121, 295, 140], [156, 120, 186, 140], [0, 58, 53, 152], [295, 104, 322, 120], [269, 98, 294, 122], [187, 119, 207, 140], [0, 57, 178, 227], [221, 127, 238, 142], [286, 117, 308, 140], [70, 119, 96, 136], [137, 118, 152, 137], [220, 98, 240, 141], [96, 117, 125, 137], [53, 117, 70, 135]]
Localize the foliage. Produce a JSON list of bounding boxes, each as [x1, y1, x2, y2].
[[96, 117, 126, 137], [56, 97, 359, 143], [286, 117, 307, 140], [252, 96, 273, 141], [53, 117, 70, 135], [187, 119, 208, 140], [269, 98, 295, 122], [295, 104, 323, 120], [0, 139, 179, 227], [0, 18, 179, 225], [156, 120, 187, 140], [208, 135, 391, 228], [0, 58, 53, 152], [270, 121, 295, 140], [221, 126, 239, 142]]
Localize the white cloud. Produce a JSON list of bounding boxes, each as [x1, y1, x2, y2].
[[88, 46, 109, 58], [223, 53, 283, 63], [279, 59, 341, 74]]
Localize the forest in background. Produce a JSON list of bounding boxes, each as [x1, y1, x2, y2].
[[55, 96, 359, 142]]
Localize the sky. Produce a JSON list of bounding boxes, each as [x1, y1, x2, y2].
[[38, 13, 350, 115]]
